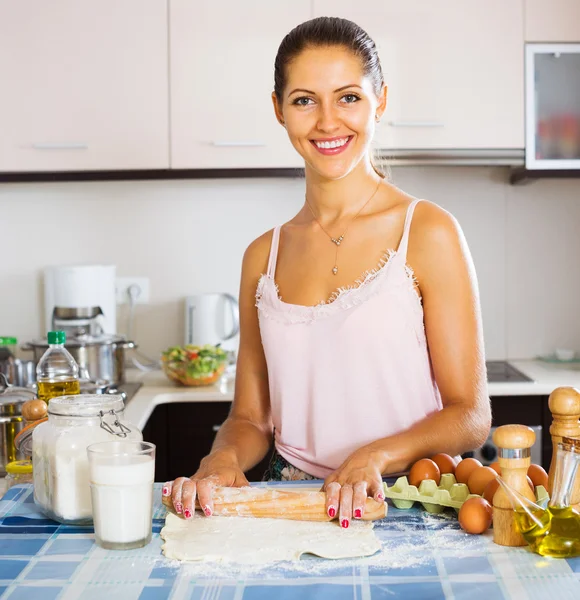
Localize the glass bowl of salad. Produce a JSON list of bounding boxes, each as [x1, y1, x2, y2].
[[161, 344, 228, 386]]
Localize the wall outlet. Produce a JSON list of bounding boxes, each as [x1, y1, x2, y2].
[[115, 277, 150, 304]]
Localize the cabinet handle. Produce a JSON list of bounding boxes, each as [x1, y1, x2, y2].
[[212, 424, 221, 432], [211, 141, 266, 147], [32, 143, 89, 150], [387, 121, 445, 128]]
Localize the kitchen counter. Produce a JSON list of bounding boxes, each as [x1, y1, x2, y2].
[[1, 480, 579, 599], [125, 360, 580, 432]]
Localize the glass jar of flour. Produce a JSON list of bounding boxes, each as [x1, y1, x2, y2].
[[32, 394, 142, 524]]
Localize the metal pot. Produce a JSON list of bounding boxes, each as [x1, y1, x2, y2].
[[0, 374, 36, 475], [22, 335, 136, 385]]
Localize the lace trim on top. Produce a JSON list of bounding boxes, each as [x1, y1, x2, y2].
[[255, 248, 422, 325]]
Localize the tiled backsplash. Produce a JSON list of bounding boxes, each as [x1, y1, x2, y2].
[[2, 167, 580, 360]]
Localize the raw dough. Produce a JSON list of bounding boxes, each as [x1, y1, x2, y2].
[[160, 512, 381, 564]]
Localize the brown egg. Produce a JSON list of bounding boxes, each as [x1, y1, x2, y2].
[[409, 458, 441, 488], [430, 453, 456, 475], [527, 476, 535, 492], [528, 464, 549, 489], [454, 457, 483, 484], [458, 497, 493, 534], [467, 466, 498, 496], [21, 399, 48, 422], [489, 462, 501, 475], [483, 478, 499, 504]]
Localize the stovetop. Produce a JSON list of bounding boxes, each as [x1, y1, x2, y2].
[[106, 381, 143, 403], [486, 361, 533, 383]]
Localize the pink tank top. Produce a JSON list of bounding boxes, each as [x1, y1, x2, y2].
[[255, 199, 443, 479]]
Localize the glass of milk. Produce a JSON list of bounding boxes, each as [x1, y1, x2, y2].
[[87, 440, 156, 550]]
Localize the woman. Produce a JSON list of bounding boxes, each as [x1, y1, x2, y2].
[[164, 16, 491, 528]]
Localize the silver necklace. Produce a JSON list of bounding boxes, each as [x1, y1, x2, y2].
[[305, 180, 382, 275]]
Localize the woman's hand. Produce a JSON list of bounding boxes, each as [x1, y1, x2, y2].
[[162, 448, 249, 519], [322, 446, 386, 528]]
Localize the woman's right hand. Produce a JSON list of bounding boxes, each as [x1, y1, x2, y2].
[[162, 449, 249, 519]]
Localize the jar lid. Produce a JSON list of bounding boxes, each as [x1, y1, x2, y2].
[[6, 460, 32, 475], [0, 337, 17, 345], [48, 394, 124, 417]]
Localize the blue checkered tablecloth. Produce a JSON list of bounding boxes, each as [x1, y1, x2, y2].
[[0, 481, 579, 599]]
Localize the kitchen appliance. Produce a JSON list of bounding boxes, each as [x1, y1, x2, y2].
[[185, 294, 240, 352], [525, 43, 580, 170], [486, 361, 534, 383], [23, 336, 135, 385], [44, 265, 117, 336], [473, 425, 543, 467]]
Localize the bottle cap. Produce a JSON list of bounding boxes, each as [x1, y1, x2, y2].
[[5, 460, 33, 475], [0, 337, 17, 346], [47, 331, 66, 345]]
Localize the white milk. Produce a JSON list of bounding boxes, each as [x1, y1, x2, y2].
[[89, 454, 154, 547]]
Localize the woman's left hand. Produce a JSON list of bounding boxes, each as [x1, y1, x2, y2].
[[322, 446, 386, 528]]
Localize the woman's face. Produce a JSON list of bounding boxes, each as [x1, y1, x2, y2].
[[273, 45, 386, 181]]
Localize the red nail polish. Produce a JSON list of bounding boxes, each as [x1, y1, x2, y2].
[[175, 502, 183, 514], [341, 519, 349, 529], [162, 486, 170, 496], [377, 494, 385, 502], [203, 505, 212, 517], [354, 509, 362, 518], [184, 509, 192, 519], [328, 506, 336, 518]]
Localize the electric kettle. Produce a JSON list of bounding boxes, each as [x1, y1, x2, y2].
[[184, 293, 240, 350]]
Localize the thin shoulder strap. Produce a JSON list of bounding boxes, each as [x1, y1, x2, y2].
[[266, 226, 282, 278], [396, 199, 422, 260]]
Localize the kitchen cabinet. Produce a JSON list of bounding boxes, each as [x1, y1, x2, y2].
[[143, 402, 271, 483], [525, 0, 580, 42], [0, 0, 169, 172], [169, 0, 310, 169], [313, 0, 524, 150]]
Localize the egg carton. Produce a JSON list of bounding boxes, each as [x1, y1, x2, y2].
[[382, 474, 549, 514]]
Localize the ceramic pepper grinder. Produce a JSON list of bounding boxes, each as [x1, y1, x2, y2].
[[548, 386, 580, 509], [492, 424, 536, 547]]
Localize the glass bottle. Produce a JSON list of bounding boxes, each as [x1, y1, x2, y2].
[[36, 331, 80, 402], [497, 436, 580, 558]]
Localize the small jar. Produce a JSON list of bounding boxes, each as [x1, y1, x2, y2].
[[32, 394, 142, 525], [5, 460, 33, 488]]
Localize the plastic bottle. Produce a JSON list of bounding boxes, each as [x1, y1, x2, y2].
[[36, 331, 80, 402]]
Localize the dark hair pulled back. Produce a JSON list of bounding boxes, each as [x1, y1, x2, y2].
[[273, 16, 384, 103]]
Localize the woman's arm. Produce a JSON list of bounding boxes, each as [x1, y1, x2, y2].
[[166, 231, 275, 517], [325, 200, 491, 522]]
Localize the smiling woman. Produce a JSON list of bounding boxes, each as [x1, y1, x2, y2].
[[165, 16, 491, 532]]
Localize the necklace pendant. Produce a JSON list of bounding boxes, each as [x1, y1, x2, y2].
[[332, 266, 338, 275]]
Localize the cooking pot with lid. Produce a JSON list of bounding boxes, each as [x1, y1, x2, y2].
[[23, 335, 136, 385]]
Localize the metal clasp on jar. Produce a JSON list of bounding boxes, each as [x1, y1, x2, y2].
[[98, 409, 131, 438]]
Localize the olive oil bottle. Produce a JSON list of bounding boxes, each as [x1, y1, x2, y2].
[[36, 331, 80, 402], [497, 437, 580, 558]]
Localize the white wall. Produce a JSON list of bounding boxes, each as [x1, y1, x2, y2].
[[1, 167, 579, 361]]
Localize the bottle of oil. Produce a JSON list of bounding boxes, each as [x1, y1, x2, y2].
[[497, 436, 580, 558], [36, 331, 80, 402]]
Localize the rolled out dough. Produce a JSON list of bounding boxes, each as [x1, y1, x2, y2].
[[160, 512, 381, 564]]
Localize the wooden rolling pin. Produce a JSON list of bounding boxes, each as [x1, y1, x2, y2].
[[162, 486, 388, 522]]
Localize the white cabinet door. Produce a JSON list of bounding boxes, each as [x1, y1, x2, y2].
[[314, 1, 524, 149], [170, 0, 311, 169], [0, 0, 169, 172], [525, 0, 580, 42]]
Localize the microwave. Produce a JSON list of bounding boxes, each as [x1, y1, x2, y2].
[[525, 43, 580, 170]]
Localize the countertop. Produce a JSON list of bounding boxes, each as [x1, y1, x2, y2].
[[124, 359, 580, 432], [1, 480, 579, 599]]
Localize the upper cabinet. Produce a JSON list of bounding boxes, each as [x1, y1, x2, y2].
[[170, 0, 310, 169], [0, 0, 169, 172], [314, 1, 525, 150], [525, 0, 580, 42]]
